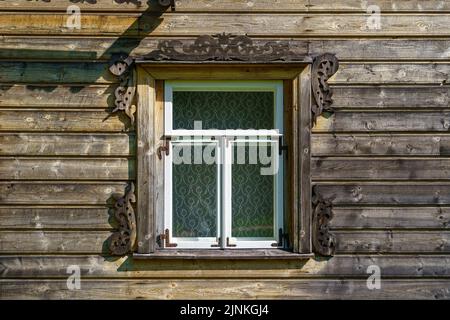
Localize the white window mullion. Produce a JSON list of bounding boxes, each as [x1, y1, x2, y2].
[[221, 136, 233, 248]]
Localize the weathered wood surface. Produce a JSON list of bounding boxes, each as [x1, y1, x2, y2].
[[1, 230, 450, 254], [0, 158, 134, 180], [315, 183, 450, 205], [332, 86, 450, 109], [0, 133, 134, 156], [0, 110, 127, 132], [2, 205, 449, 230], [0, 182, 128, 205], [312, 158, 450, 180], [1, 279, 449, 299], [0, 62, 115, 84], [3, 0, 450, 12], [3, 38, 450, 61], [0, 207, 111, 230], [0, 231, 111, 253], [330, 207, 450, 229], [0, 62, 447, 86], [1, 14, 450, 36], [336, 231, 450, 253], [2, 254, 450, 278], [0, 85, 111, 108], [312, 134, 450, 156], [314, 112, 450, 133]]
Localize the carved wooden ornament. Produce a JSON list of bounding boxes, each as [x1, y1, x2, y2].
[[311, 53, 339, 125], [142, 33, 296, 62], [109, 182, 137, 256], [109, 53, 136, 125], [312, 185, 336, 256]]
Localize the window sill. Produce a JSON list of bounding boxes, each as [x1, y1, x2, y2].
[[133, 249, 314, 260]]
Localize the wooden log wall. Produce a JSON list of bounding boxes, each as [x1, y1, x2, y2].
[[1, 0, 450, 299]]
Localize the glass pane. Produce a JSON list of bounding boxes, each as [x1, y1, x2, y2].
[[172, 142, 218, 238], [173, 91, 274, 130], [231, 141, 276, 238]]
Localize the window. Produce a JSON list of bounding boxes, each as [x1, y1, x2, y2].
[[163, 81, 284, 248], [134, 63, 314, 258]]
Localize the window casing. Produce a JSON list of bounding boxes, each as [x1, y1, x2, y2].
[[163, 81, 284, 249], [133, 63, 314, 258]]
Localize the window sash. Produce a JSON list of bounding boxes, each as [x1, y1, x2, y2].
[[163, 80, 284, 249]]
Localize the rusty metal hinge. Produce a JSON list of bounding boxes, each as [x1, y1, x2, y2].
[[160, 229, 177, 248], [226, 237, 237, 247], [158, 0, 175, 11], [157, 136, 171, 160], [279, 136, 288, 156]]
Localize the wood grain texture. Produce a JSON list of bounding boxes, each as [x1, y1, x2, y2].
[[311, 158, 450, 180], [2, 0, 450, 12], [0, 85, 111, 108], [0, 231, 110, 253], [0, 182, 128, 205], [312, 134, 450, 156], [332, 86, 450, 110], [0, 133, 134, 156], [2, 254, 450, 278], [2, 230, 450, 254], [314, 112, 450, 133], [1, 279, 449, 299], [0, 110, 127, 132], [0, 62, 115, 84], [3, 38, 450, 61], [335, 230, 450, 253], [1, 13, 450, 36], [315, 182, 450, 205], [330, 207, 450, 229], [0, 158, 134, 180], [0, 207, 112, 230]]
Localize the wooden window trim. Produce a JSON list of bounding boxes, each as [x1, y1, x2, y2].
[[134, 63, 312, 258]]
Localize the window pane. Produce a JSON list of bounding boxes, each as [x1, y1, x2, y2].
[[173, 91, 274, 130], [172, 143, 218, 238], [231, 142, 276, 238]]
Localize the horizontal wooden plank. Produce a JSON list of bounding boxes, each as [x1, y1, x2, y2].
[[330, 207, 450, 229], [0, 85, 110, 108], [0, 207, 111, 230], [0, 110, 127, 132], [1, 13, 450, 37], [0, 182, 128, 205], [313, 112, 450, 133], [330, 63, 450, 85], [2, 230, 449, 254], [0, 231, 110, 253], [315, 182, 450, 205], [0, 158, 134, 180], [0, 62, 114, 84], [312, 134, 450, 156], [336, 231, 450, 253], [332, 86, 450, 110], [312, 158, 450, 180], [3, 38, 450, 61], [0, 133, 134, 156], [0, 279, 449, 299], [2, 254, 450, 278], [2, 0, 450, 12]]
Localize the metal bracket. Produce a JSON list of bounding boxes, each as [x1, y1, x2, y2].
[[158, 0, 175, 11], [226, 237, 237, 247], [278, 136, 288, 156], [160, 229, 178, 248], [157, 136, 171, 160]]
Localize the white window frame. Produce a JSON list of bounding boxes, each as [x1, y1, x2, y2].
[[163, 80, 284, 249]]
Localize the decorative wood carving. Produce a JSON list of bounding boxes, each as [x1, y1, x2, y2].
[[312, 185, 336, 256], [142, 33, 296, 62], [311, 53, 339, 126], [109, 53, 136, 125], [109, 182, 137, 256]]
